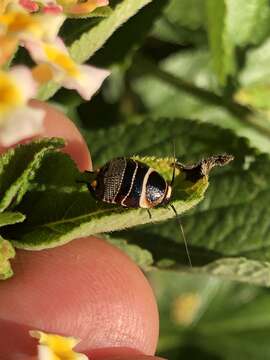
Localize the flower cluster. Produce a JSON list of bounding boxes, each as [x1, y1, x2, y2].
[[0, 0, 109, 146]]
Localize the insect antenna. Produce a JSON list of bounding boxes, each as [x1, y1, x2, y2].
[[169, 140, 192, 266], [170, 203, 192, 267], [170, 139, 176, 186]]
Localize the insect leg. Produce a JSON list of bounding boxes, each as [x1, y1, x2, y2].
[[87, 183, 97, 198], [147, 209, 152, 220]]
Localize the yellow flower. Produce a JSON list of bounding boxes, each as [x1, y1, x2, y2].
[[0, 69, 24, 116], [44, 42, 79, 77], [0, 0, 12, 14], [0, 66, 44, 146], [0, 10, 41, 36], [30, 330, 89, 360], [0, 10, 65, 42], [0, 33, 18, 65]]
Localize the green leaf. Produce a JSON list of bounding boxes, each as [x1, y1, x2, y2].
[[0, 138, 65, 212], [0, 212, 25, 227], [8, 153, 212, 250], [92, 0, 167, 68], [206, 0, 270, 85], [226, 0, 270, 47], [0, 212, 25, 279], [3, 118, 233, 251], [70, 0, 154, 63], [151, 0, 206, 45], [239, 38, 270, 86], [198, 258, 270, 287], [38, 0, 154, 100], [159, 0, 205, 30], [235, 38, 270, 111], [206, 0, 236, 85], [0, 237, 15, 280]]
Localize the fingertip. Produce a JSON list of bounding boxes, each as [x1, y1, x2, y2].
[[0, 237, 159, 358], [29, 99, 92, 171]]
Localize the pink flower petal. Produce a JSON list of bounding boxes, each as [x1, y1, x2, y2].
[[19, 0, 39, 12], [97, 0, 109, 5], [10, 66, 37, 101], [24, 39, 110, 100], [62, 64, 110, 100], [0, 106, 45, 146], [23, 39, 47, 63], [43, 3, 63, 14]]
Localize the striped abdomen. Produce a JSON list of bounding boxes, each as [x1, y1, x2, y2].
[[91, 157, 172, 208]]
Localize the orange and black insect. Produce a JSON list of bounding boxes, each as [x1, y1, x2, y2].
[[82, 156, 192, 266], [87, 157, 173, 209]]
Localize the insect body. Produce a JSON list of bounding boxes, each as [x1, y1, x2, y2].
[[83, 155, 192, 267], [88, 157, 172, 209]]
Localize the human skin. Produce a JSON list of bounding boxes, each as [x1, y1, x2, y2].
[[0, 101, 162, 360]]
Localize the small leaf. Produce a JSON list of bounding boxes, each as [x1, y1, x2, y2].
[[226, 0, 270, 47], [0, 212, 25, 227], [151, 0, 206, 45], [206, 0, 270, 85], [198, 257, 270, 287], [0, 237, 15, 280], [236, 38, 270, 111], [206, 0, 236, 85], [0, 138, 65, 212], [0, 212, 25, 279], [239, 38, 270, 86]]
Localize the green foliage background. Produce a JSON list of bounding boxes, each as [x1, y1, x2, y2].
[[4, 0, 270, 358]]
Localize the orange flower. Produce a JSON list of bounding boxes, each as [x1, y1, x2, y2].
[[58, 0, 109, 14]]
